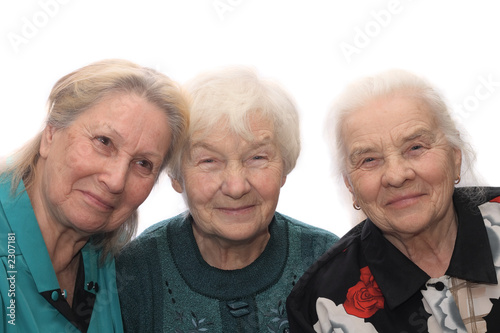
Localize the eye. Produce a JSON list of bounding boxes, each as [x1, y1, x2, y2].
[[406, 144, 427, 157], [360, 157, 378, 167], [246, 154, 269, 168], [357, 156, 380, 170], [249, 154, 268, 163], [197, 157, 222, 171], [135, 159, 154, 173], [95, 136, 112, 146]]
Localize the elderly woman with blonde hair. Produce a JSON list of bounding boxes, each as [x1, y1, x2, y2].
[[287, 69, 500, 332], [117, 66, 338, 332], [0, 59, 188, 332]]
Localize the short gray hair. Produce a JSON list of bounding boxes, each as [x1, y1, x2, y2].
[[169, 66, 300, 185], [326, 69, 476, 185]]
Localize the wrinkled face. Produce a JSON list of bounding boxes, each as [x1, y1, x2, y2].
[[342, 94, 461, 238], [172, 116, 286, 244], [37, 92, 171, 235]]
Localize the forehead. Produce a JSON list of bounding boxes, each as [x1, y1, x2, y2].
[[342, 95, 438, 149], [73, 92, 170, 152], [190, 115, 275, 147], [81, 92, 145, 117], [78, 93, 166, 126]]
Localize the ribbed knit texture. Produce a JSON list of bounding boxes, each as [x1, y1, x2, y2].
[[117, 212, 338, 332]]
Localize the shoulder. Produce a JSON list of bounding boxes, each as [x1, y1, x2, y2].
[[274, 211, 339, 243], [82, 245, 117, 286], [475, 187, 500, 223], [134, 212, 188, 243], [483, 187, 500, 202], [288, 221, 365, 297], [286, 221, 366, 328], [116, 213, 187, 265], [455, 186, 500, 206], [141, 212, 188, 237], [475, 187, 500, 210], [309, 220, 364, 273]]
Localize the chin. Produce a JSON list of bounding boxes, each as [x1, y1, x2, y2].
[[69, 219, 109, 236], [392, 219, 432, 235]]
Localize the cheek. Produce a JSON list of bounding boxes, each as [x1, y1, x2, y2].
[[260, 178, 283, 200], [351, 172, 380, 204], [418, 153, 456, 188], [185, 174, 219, 204], [124, 179, 156, 207], [249, 167, 284, 194], [60, 141, 99, 177]]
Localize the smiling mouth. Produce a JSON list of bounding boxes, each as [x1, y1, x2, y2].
[[82, 191, 114, 210], [386, 194, 424, 208], [217, 205, 255, 213]]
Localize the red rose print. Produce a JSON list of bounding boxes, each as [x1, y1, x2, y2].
[[343, 266, 384, 318]]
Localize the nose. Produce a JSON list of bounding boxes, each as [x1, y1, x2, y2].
[[220, 163, 251, 199], [98, 158, 128, 194], [381, 156, 415, 188]]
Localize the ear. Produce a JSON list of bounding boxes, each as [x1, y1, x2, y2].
[[454, 147, 462, 178], [171, 177, 184, 193], [281, 175, 287, 187], [343, 174, 359, 205], [39, 125, 57, 159], [343, 174, 354, 195]]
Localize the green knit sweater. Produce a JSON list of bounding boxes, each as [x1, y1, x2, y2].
[[116, 212, 338, 332]]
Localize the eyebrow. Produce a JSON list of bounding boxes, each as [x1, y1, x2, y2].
[[348, 147, 376, 164], [247, 136, 274, 150], [191, 135, 275, 151], [101, 123, 164, 161], [189, 142, 216, 155], [400, 129, 436, 144], [91, 122, 125, 142]]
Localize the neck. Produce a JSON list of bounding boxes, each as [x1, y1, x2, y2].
[[192, 224, 270, 270], [384, 208, 458, 278], [27, 179, 89, 306]]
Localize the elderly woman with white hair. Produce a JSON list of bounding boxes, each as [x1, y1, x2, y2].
[[286, 69, 500, 332], [116, 66, 338, 332]]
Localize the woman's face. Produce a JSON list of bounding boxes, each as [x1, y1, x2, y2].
[[172, 116, 286, 244], [37, 92, 171, 235], [342, 94, 461, 238]]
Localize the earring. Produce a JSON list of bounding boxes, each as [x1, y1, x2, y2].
[[353, 202, 361, 210], [454, 175, 461, 185]]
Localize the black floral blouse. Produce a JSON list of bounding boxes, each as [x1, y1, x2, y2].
[[287, 187, 500, 332]]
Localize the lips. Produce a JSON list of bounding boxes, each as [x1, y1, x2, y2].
[[82, 191, 115, 210], [385, 193, 424, 208], [217, 205, 255, 214]]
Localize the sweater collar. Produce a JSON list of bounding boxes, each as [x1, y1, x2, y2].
[[168, 213, 288, 299]]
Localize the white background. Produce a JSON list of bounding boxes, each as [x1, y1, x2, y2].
[[1, 0, 499, 238]]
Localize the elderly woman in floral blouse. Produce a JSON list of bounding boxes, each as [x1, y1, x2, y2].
[[287, 69, 500, 332]]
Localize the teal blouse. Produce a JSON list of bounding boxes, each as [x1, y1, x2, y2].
[[0, 178, 124, 332]]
